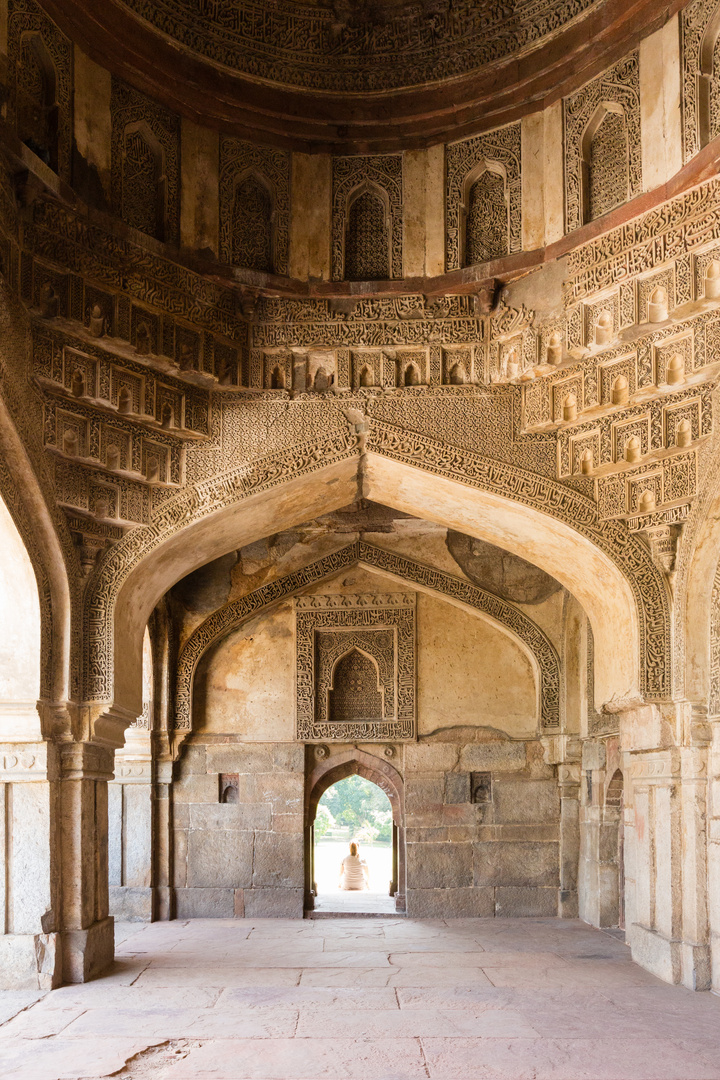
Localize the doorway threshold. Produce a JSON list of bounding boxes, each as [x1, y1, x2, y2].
[[306, 891, 403, 917], [306, 909, 406, 918]]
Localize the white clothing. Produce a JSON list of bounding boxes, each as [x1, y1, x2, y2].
[[340, 854, 368, 890]]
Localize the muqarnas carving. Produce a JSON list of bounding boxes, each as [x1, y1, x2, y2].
[[563, 52, 641, 231], [7, 0, 73, 180], [681, 0, 720, 160], [219, 138, 290, 275], [295, 593, 416, 742], [110, 77, 180, 244], [332, 156, 403, 281], [445, 123, 522, 271]]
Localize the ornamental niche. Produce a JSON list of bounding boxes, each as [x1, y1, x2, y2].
[[332, 156, 403, 281], [7, 0, 72, 180], [295, 592, 416, 742], [563, 52, 642, 230], [681, 0, 720, 159], [445, 123, 522, 271], [219, 138, 290, 275], [110, 78, 180, 244]]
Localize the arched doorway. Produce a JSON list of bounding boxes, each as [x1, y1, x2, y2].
[[305, 749, 405, 915], [314, 774, 393, 912]]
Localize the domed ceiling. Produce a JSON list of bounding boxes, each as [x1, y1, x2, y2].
[[41, 0, 681, 150], [112, 0, 600, 93]]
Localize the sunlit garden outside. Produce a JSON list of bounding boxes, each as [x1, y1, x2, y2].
[[314, 774, 393, 895]]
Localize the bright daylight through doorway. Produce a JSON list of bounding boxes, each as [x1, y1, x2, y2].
[[313, 775, 396, 914]]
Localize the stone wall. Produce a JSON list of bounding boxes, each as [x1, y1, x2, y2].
[[172, 741, 305, 919], [404, 741, 560, 918]]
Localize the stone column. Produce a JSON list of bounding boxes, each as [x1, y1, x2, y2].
[[0, 719, 60, 990], [618, 702, 712, 989], [58, 738, 116, 984], [708, 715, 720, 992], [109, 728, 153, 922], [152, 751, 174, 921], [558, 761, 581, 918]]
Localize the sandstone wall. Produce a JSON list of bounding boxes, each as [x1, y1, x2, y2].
[[172, 741, 305, 919]]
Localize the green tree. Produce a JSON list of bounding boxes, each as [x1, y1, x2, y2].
[[314, 803, 335, 839], [319, 775, 392, 843]]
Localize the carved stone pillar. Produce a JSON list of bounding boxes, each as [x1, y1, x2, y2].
[[58, 739, 116, 984], [620, 700, 711, 989], [708, 715, 720, 993]]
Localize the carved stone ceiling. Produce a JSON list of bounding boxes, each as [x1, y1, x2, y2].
[[38, 0, 686, 151]]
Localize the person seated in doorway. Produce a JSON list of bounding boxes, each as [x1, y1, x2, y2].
[[339, 841, 370, 890]]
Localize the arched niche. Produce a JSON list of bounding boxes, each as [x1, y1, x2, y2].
[[328, 647, 383, 724], [16, 32, 58, 171], [98, 450, 642, 735], [699, 7, 720, 148], [232, 170, 274, 273], [305, 748, 405, 912], [460, 161, 509, 266], [173, 544, 555, 749], [344, 182, 391, 281], [580, 102, 628, 224], [121, 120, 167, 241]]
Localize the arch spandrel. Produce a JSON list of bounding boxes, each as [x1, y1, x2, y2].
[[84, 425, 668, 732]]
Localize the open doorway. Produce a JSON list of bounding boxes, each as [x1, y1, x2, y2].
[[305, 750, 406, 915], [313, 774, 395, 913]]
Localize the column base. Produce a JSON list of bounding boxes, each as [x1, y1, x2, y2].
[[0, 932, 61, 990], [62, 916, 114, 984], [628, 923, 681, 985], [681, 940, 712, 991], [109, 886, 153, 922]]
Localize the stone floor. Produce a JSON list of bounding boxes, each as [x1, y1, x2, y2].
[[312, 890, 398, 914], [2, 918, 720, 1079]]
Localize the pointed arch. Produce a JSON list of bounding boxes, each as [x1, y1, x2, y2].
[[581, 102, 629, 223], [231, 169, 274, 272], [461, 161, 509, 266], [344, 182, 391, 281], [83, 436, 658, 741]]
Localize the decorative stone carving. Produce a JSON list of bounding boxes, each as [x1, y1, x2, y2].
[[88, 305, 106, 339], [294, 592, 415, 742], [563, 52, 641, 232], [332, 156, 403, 281], [705, 260, 720, 298], [115, 0, 599, 94], [445, 123, 522, 271], [547, 331, 563, 366], [666, 354, 685, 386], [219, 138, 290, 276], [7, 0, 73, 181], [648, 287, 669, 323], [595, 310, 613, 346], [110, 77, 180, 244], [612, 375, 629, 406], [681, 0, 720, 160], [173, 541, 562, 736]]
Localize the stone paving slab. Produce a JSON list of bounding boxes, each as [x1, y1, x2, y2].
[[1, 918, 719, 1080]]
